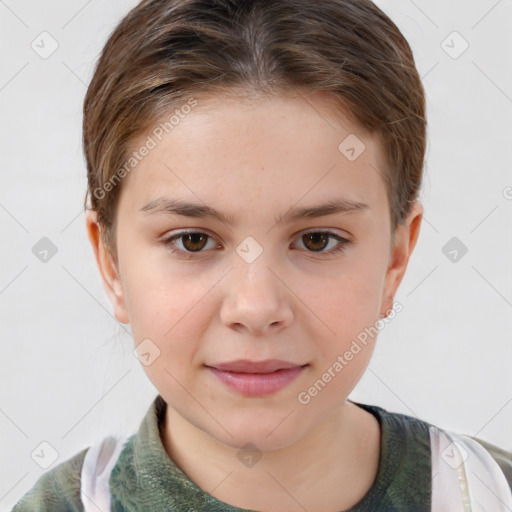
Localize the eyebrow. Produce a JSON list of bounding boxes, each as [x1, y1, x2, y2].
[[139, 197, 370, 225]]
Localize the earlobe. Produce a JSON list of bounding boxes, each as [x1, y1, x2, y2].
[[379, 201, 423, 317], [85, 210, 130, 324]]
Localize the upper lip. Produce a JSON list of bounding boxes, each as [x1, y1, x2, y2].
[[206, 359, 307, 373]]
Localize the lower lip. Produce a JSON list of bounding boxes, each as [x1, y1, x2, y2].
[[207, 366, 307, 397]]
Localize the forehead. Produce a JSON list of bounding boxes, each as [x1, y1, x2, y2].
[[118, 91, 388, 219]]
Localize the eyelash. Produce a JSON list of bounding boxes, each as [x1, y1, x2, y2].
[[160, 230, 351, 259]]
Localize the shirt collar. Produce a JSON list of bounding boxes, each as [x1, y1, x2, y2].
[[110, 394, 430, 511]]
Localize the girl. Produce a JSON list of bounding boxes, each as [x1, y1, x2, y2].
[[12, 0, 512, 510]]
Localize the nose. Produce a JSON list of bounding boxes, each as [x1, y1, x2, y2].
[[219, 249, 294, 336]]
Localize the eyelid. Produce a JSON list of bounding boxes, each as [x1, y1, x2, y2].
[[298, 227, 351, 239]]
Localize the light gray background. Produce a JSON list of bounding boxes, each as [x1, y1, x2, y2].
[[1, 0, 511, 509]]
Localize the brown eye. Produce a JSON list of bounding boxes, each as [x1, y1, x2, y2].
[[294, 231, 351, 256], [181, 233, 209, 252], [163, 231, 218, 257], [302, 233, 330, 252]]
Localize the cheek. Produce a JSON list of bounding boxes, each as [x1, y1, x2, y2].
[[297, 275, 382, 406], [122, 268, 212, 393], [296, 261, 387, 397], [306, 262, 385, 336], [118, 235, 214, 332], [125, 276, 212, 342]]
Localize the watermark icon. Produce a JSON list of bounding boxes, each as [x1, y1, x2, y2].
[[338, 134, 366, 161], [441, 31, 469, 60], [134, 338, 161, 366], [441, 441, 469, 469], [441, 236, 468, 263], [236, 236, 264, 264], [31, 31, 59, 59], [237, 442, 262, 468], [503, 186, 512, 200], [93, 97, 198, 200], [32, 237, 58, 263], [297, 301, 403, 405], [31, 441, 59, 469]]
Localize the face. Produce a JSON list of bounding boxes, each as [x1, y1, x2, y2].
[[86, 91, 422, 452]]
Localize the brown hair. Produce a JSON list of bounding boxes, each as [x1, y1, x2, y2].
[[83, 0, 426, 262]]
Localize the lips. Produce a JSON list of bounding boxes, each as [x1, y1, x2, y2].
[[205, 359, 309, 397], [206, 359, 305, 373]]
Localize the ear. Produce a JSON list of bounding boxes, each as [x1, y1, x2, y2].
[[379, 201, 423, 318], [85, 210, 130, 324]]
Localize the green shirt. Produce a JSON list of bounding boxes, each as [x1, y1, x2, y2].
[[11, 394, 512, 511]]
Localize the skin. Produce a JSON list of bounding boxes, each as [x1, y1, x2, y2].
[[86, 90, 422, 512]]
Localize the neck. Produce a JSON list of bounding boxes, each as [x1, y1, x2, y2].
[[162, 401, 381, 512]]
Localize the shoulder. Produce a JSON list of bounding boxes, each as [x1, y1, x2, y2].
[[352, 402, 433, 510], [472, 436, 512, 491], [370, 403, 512, 491], [11, 433, 135, 512], [428, 426, 512, 509], [353, 402, 512, 510], [11, 447, 88, 512], [359, 401, 512, 484]]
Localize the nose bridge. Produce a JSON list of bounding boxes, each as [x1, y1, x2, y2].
[[232, 234, 280, 295], [220, 235, 294, 334]]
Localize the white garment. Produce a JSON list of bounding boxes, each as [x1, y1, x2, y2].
[[80, 434, 130, 512], [430, 427, 512, 511]]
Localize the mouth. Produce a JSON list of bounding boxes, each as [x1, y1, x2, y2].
[[206, 359, 307, 373], [204, 359, 309, 397]]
